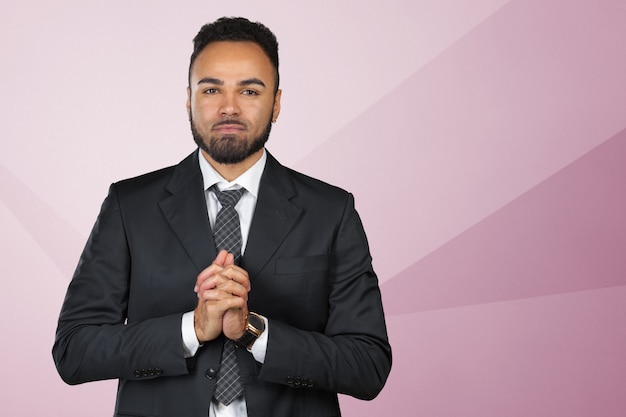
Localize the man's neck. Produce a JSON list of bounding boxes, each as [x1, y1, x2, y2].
[[200, 148, 264, 182]]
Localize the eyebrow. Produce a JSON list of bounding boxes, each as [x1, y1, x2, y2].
[[197, 77, 266, 88]]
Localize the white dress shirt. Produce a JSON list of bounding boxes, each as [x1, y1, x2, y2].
[[181, 149, 269, 417]]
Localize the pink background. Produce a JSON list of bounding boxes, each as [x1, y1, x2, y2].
[[2, 0, 626, 415]]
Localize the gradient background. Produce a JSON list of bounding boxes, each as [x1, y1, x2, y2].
[[2, 1, 626, 416]]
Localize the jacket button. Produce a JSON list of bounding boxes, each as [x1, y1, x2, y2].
[[206, 368, 217, 379]]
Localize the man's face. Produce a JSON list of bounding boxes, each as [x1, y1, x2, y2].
[[187, 41, 281, 165]]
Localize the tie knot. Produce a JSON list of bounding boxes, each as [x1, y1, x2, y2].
[[212, 186, 245, 207]]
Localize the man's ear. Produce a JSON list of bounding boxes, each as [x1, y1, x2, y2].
[[272, 89, 282, 122], [186, 87, 191, 121]]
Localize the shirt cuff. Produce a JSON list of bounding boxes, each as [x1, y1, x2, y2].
[[249, 315, 269, 363], [181, 310, 201, 358]]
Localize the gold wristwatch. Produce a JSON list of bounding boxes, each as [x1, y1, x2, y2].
[[235, 312, 265, 349]]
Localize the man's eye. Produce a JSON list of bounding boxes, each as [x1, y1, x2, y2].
[[242, 89, 258, 96], [203, 88, 218, 94]]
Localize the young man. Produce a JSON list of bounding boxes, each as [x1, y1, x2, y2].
[[53, 17, 391, 417]]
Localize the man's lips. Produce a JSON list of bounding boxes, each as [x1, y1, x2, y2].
[[212, 121, 246, 133]]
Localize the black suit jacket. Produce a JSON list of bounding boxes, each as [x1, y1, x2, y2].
[[53, 151, 392, 417]]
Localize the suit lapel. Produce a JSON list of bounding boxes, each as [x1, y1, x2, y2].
[[242, 153, 302, 278], [158, 151, 216, 273]]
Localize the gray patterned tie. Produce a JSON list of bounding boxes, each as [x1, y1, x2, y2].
[[211, 186, 245, 405]]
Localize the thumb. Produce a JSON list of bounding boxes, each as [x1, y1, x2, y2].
[[224, 252, 235, 266], [213, 249, 229, 266]]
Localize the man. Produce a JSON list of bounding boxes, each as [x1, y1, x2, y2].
[[53, 17, 391, 417]]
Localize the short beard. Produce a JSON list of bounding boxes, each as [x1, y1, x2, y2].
[[190, 116, 272, 165]]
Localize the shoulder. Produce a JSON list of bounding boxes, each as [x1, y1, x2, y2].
[[263, 154, 356, 224], [114, 165, 176, 192], [266, 152, 352, 204], [111, 151, 199, 198], [287, 166, 349, 200]]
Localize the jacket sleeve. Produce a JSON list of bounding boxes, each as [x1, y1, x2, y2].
[[52, 184, 190, 385], [258, 193, 392, 400]]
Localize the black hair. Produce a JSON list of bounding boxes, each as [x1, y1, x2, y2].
[[189, 17, 280, 91]]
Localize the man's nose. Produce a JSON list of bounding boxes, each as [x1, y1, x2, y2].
[[219, 92, 241, 116]]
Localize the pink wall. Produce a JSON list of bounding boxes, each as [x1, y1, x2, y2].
[[2, 1, 625, 415]]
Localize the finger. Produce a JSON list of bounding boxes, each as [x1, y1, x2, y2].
[[195, 273, 232, 295], [194, 263, 225, 292], [201, 279, 249, 301], [198, 290, 247, 310], [213, 249, 230, 266], [220, 265, 251, 291]]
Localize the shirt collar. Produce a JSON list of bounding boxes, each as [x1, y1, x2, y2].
[[198, 148, 267, 198]]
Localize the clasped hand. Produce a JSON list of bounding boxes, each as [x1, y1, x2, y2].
[[193, 250, 251, 343]]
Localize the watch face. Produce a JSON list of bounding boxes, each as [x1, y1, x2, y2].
[[236, 313, 265, 349], [248, 314, 265, 332]]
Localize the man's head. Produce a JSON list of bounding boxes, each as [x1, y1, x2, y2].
[[189, 17, 279, 92], [186, 17, 282, 171]]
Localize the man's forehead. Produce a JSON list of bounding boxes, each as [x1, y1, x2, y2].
[[196, 41, 269, 63], [191, 41, 277, 87]]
